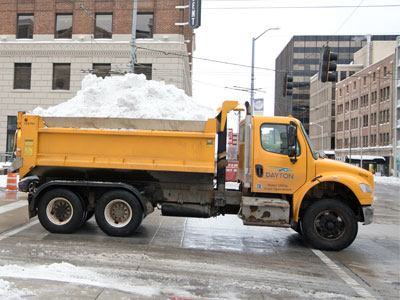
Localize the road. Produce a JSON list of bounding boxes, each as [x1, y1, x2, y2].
[[0, 182, 399, 300]]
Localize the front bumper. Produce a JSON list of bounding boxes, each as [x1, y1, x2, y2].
[[362, 206, 374, 225]]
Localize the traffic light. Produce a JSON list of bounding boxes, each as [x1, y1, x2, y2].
[[319, 46, 337, 82], [283, 74, 293, 96]]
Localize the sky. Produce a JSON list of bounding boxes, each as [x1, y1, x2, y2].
[[191, 0, 400, 115]]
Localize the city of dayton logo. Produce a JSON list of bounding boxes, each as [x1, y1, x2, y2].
[[266, 166, 294, 179]]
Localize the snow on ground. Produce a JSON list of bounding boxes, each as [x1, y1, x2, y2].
[[374, 175, 400, 186], [0, 176, 7, 189], [31, 74, 215, 121], [0, 262, 196, 298], [0, 278, 36, 300]]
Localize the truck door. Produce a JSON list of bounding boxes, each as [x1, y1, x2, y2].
[[252, 120, 307, 194]]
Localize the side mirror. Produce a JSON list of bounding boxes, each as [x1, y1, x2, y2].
[[288, 146, 296, 157], [288, 123, 298, 163], [288, 124, 296, 147]]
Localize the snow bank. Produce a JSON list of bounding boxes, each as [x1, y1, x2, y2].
[[32, 74, 215, 121], [374, 175, 400, 186], [0, 279, 35, 299]]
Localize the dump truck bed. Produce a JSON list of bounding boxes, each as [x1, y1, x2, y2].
[[16, 114, 217, 178]]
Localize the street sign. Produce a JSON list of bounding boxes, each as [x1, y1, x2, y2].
[[254, 98, 264, 115], [189, 0, 202, 29], [228, 128, 233, 145]]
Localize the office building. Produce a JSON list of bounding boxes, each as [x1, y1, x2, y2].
[[0, 0, 195, 156]]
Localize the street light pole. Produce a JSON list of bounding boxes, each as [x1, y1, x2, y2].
[[310, 122, 324, 155], [250, 27, 279, 115]]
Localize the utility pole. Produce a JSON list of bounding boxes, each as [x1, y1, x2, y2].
[[130, 0, 138, 73]]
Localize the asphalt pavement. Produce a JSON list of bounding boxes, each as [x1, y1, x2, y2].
[[0, 182, 399, 300]]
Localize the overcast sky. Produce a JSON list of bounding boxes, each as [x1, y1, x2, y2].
[[192, 0, 400, 115]]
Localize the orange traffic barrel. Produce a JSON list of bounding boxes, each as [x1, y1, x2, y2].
[[6, 172, 18, 191]]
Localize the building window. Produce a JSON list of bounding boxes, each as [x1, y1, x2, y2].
[[345, 120, 349, 130], [386, 86, 390, 100], [371, 113, 377, 126], [136, 13, 154, 39], [17, 14, 34, 39], [93, 63, 111, 78], [94, 13, 112, 39], [353, 81, 356, 89], [351, 98, 358, 111], [14, 63, 31, 89], [383, 66, 387, 77], [337, 121, 343, 132], [52, 63, 71, 90], [340, 71, 347, 81], [337, 104, 343, 114], [6, 116, 17, 155], [373, 72, 376, 81], [363, 76, 366, 85], [134, 63, 152, 80], [363, 115, 368, 127], [55, 14, 73, 39], [344, 102, 349, 112]]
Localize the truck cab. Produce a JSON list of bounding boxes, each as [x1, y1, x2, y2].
[[237, 109, 374, 250]]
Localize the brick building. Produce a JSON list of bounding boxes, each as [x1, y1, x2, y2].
[[335, 54, 395, 175], [0, 0, 195, 155]]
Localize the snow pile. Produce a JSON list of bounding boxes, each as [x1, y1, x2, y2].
[[0, 279, 36, 299], [374, 175, 400, 186], [32, 74, 215, 121]]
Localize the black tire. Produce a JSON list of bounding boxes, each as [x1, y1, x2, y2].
[[37, 188, 85, 234], [292, 221, 303, 236], [95, 190, 143, 237], [302, 199, 358, 251]]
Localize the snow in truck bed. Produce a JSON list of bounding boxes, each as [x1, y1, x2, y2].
[[32, 74, 215, 121]]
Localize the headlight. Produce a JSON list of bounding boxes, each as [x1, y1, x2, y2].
[[359, 183, 372, 193]]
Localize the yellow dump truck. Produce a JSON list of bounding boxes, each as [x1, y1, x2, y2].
[[11, 101, 374, 251]]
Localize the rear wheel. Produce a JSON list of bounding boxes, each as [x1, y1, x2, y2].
[[95, 190, 143, 236], [38, 188, 84, 234], [302, 199, 358, 251]]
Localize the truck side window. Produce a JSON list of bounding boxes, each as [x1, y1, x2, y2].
[[261, 124, 300, 156]]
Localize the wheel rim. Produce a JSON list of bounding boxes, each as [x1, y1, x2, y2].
[[314, 210, 345, 240], [104, 199, 133, 228], [46, 197, 74, 225]]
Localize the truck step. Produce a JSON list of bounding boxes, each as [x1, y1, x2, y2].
[[241, 197, 290, 227]]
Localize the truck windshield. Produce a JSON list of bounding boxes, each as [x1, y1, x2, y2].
[[300, 122, 318, 160]]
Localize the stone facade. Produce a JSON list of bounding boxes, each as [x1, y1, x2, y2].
[[0, 0, 194, 154]]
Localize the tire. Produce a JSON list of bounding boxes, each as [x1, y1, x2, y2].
[[37, 188, 85, 234], [95, 190, 143, 237], [292, 221, 303, 236], [302, 199, 358, 251]]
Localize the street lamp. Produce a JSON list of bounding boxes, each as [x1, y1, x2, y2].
[[310, 122, 324, 155], [250, 27, 280, 115]]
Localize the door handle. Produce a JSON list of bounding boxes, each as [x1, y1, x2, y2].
[[255, 164, 263, 178]]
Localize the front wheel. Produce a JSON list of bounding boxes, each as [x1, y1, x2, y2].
[[95, 190, 143, 236], [302, 199, 358, 251]]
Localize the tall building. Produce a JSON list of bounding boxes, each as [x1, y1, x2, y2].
[[0, 0, 195, 156], [309, 64, 362, 155], [274, 35, 398, 132], [335, 53, 395, 176]]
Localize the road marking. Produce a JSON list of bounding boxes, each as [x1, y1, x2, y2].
[[0, 219, 39, 242], [0, 200, 27, 214], [311, 249, 376, 300]]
